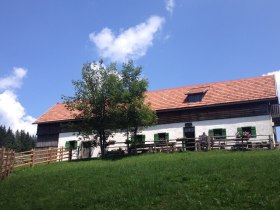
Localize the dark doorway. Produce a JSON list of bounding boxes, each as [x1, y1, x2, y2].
[[184, 125, 195, 151]]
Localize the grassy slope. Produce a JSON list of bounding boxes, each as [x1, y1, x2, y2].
[[1, 151, 280, 210]]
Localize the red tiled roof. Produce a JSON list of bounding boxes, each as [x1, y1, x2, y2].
[[34, 103, 80, 124], [186, 86, 209, 95], [34, 75, 277, 124], [145, 75, 277, 111]]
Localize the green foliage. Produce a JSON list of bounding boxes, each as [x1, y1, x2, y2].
[[118, 60, 157, 137], [0, 125, 36, 151], [1, 151, 280, 209], [63, 60, 123, 156], [62, 60, 157, 157]]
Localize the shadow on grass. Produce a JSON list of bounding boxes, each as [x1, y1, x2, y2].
[[71, 152, 163, 162], [70, 152, 151, 162], [70, 148, 264, 163]]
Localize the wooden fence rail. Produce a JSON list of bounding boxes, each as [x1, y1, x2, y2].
[[0, 147, 72, 180], [105, 135, 277, 155], [1, 135, 278, 180], [177, 135, 275, 151]]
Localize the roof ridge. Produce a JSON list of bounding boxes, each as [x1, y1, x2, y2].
[[147, 75, 274, 93]]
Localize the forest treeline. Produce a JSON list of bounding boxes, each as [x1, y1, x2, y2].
[[0, 125, 36, 152]]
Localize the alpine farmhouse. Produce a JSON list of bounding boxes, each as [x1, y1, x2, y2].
[[34, 75, 280, 157]]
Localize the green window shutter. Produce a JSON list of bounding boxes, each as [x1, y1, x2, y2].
[[74, 141, 78, 149], [131, 136, 135, 145], [208, 129, 214, 137], [165, 133, 169, 142], [154, 134, 159, 143], [251, 127, 256, 138], [142, 135, 145, 144], [222, 129, 226, 139], [65, 141, 70, 150], [237, 127, 242, 133], [237, 127, 242, 138]]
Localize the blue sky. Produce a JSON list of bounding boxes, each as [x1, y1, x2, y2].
[[0, 0, 280, 134]]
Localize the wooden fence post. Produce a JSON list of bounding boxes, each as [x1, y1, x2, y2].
[[6, 150, 10, 177], [60, 147, 63, 161], [4, 149, 10, 178], [127, 142, 130, 155], [48, 147, 51, 164], [196, 138, 200, 152], [269, 135, 273, 150], [10, 151, 15, 175], [207, 137, 211, 151], [69, 147, 72, 161], [0, 147, 4, 180], [31, 149, 35, 167], [58, 147, 60, 162], [182, 139, 185, 151], [6, 150, 14, 177]]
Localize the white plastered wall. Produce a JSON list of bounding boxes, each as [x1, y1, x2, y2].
[[58, 115, 274, 158], [58, 132, 102, 158], [194, 115, 274, 139], [137, 115, 274, 141]]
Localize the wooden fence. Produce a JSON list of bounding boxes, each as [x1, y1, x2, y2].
[[177, 135, 276, 151], [0, 147, 72, 180], [1, 135, 278, 179], [0, 148, 15, 180], [105, 135, 278, 155]]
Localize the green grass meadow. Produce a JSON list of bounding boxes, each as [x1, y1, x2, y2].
[[1, 150, 280, 209]]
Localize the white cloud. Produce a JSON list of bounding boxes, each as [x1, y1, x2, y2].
[[165, 0, 175, 15], [0, 68, 36, 135], [0, 67, 27, 90], [89, 15, 165, 62]]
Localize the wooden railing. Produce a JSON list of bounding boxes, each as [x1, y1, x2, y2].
[[1, 135, 278, 179], [13, 147, 71, 168], [0, 147, 73, 180], [105, 140, 177, 156], [104, 135, 277, 155], [176, 135, 275, 151]]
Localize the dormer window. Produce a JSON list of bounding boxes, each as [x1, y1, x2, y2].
[[185, 86, 209, 103], [186, 93, 204, 102]]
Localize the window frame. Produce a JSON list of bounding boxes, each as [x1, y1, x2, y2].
[[185, 93, 205, 103], [208, 128, 226, 139], [131, 134, 145, 145], [154, 132, 169, 144], [237, 126, 256, 138], [65, 140, 77, 150]]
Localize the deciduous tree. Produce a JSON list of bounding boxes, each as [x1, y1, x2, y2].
[[63, 60, 157, 157], [118, 60, 157, 141]]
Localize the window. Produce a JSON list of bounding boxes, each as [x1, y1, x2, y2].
[[65, 140, 77, 150], [237, 127, 256, 138], [184, 127, 195, 133], [208, 128, 226, 139], [82, 141, 92, 148], [185, 87, 208, 103], [154, 133, 169, 144], [186, 93, 204, 103], [131, 135, 145, 145]]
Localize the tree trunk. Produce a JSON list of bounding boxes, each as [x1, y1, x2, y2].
[[100, 130, 106, 158], [126, 128, 130, 154]]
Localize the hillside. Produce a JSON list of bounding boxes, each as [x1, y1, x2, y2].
[[1, 151, 280, 209]]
